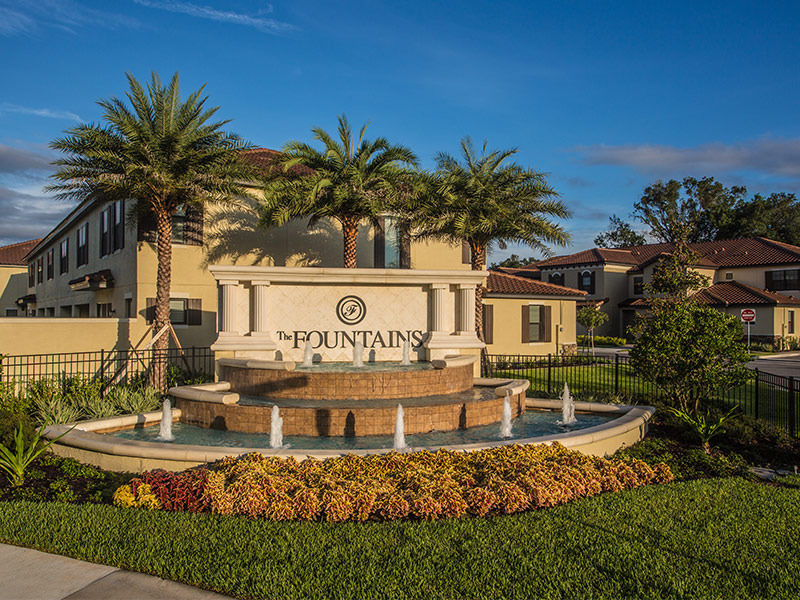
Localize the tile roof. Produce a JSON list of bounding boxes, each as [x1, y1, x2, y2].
[[0, 239, 40, 266], [619, 281, 800, 308], [692, 281, 800, 307], [485, 271, 587, 297], [537, 237, 800, 270], [493, 266, 541, 279], [240, 148, 314, 176]]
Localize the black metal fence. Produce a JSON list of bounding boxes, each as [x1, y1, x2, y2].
[[0, 347, 215, 392], [483, 353, 799, 436]]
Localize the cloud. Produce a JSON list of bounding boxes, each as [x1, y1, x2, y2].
[[132, 0, 294, 34], [0, 1, 139, 36], [0, 103, 82, 122], [574, 137, 800, 180], [0, 185, 69, 246], [0, 144, 53, 174]]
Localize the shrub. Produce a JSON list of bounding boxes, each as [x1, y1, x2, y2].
[[106, 384, 161, 415], [578, 335, 626, 347], [0, 409, 36, 452], [114, 444, 673, 522]]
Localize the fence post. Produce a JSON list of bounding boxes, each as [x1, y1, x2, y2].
[[790, 376, 796, 438], [753, 369, 759, 420], [547, 353, 552, 396], [100, 349, 105, 381], [614, 354, 620, 395]]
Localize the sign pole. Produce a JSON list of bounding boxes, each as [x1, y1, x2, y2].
[[747, 321, 751, 351]]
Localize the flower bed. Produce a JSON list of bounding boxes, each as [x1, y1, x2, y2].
[[114, 444, 673, 521]]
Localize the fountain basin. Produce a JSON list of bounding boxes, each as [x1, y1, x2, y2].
[[41, 399, 656, 473]]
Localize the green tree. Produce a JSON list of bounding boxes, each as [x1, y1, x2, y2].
[[411, 137, 570, 337], [634, 177, 745, 243], [718, 192, 800, 245], [489, 254, 539, 269], [576, 306, 609, 356], [593, 215, 646, 248], [260, 115, 417, 268], [48, 72, 253, 385]]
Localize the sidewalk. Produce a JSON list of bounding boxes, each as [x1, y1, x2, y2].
[[0, 544, 232, 600]]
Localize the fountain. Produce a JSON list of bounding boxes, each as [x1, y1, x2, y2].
[[301, 339, 314, 368], [400, 339, 411, 366], [499, 390, 513, 438], [352, 340, 364, 368], [559, 382, 577, 426], [393, 404, 406, 450], [155, 398, 174, 442], [270, 405, 283, 449]]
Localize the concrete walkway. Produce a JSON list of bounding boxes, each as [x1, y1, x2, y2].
[[0, 544, 233, 600]]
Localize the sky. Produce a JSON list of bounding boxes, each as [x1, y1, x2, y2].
[[1, 0, 799, 261]]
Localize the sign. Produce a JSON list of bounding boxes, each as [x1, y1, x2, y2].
[[740, 309, 756, 323], [336, 295, 366, 325]]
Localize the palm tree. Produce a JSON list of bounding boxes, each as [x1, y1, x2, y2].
[[48, 72, 253, 386], [261, 115, 417, 268], [413, 137, 571, 337]]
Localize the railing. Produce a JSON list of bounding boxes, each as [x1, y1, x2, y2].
[[483, 353, 799, 437], [0, 347, 215, 393]]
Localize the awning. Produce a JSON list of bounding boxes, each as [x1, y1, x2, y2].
[[69, 269, 114, 291], [16, 294, 36, 307]]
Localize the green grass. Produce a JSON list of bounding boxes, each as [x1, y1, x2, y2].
[[2, 478, 799, 599]]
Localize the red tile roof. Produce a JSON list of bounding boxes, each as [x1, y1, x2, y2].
[[619, 281, 800, 308], [692, 281, 800, 306], [486, 271, 587, 297], [240, 148, 314, 176], [0, 239, 40, 266], [493, 266, 541, 279], [537, 237, 800, 270]]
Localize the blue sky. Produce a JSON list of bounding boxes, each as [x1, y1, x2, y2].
[[1, 1, 799, 261]]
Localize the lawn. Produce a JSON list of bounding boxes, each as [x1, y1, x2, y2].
[[1, 478, 799, 599]]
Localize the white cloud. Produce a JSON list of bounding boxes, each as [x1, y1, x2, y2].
[[575, 136, 800, 180], [132, 0, 294, 34], [0, 103, 82, 122]]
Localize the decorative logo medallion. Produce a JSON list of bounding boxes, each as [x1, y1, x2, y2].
[[336, 295, 366, 325]]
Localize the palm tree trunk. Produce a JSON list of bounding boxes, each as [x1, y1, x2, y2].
[[470, 241, 487, 339], [342, 217, 359, 268], [151, 208, 173, 390]]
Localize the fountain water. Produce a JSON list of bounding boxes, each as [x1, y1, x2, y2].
[[352, 341, 364, 368], [270, 405, 283, 449], [302, 339, 314, 367], [559, 382, 577, 426], [499, 390, 513, 438], [400, 339, 412, 366], [393, 404, 406, 450], [156, 398, 174, 442]]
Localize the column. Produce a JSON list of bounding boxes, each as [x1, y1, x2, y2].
[[429, 284, 449, 333], [219, 279, 239, 335], [251, 280, 270, 336], [457, 284, 475, 335]]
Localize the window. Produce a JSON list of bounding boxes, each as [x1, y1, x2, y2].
[[28, 263, 35, 288], [169, 298, 187, 324], [725, 272, 734, 280], [75, 304, 90, 318], [5, 309, 17, 317], [46, 249, 54, 280], [76, 223, 89, 266], [113, 200, 125, 251], [790, 310, 796, 335], [60, 306, 72, 318], [125, 297, 133, 318], [96, 303, 113, 317], [578, 270, 595, 294], [46, 307, 55, 317], [172, 207, 187, 244], [548, 272, 564, 286], [482, 304, 494, 344], [374, 216, 406, 269], [36, 258, 43, 284], [633, 276, 644, 296], [521, 304, 551, 343], [461, 241, 471, 265], [766, 269, 800, 291], [59, 239, 69, 274], [100, 206, 111, 257]]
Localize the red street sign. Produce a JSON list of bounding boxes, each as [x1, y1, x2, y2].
[[740, 309, 756, 323]]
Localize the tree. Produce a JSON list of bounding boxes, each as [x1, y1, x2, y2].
[[629, 300, 751, 416], [48, 72, 253, 386], [634, 177, 745, 243], [576, 306, 609, 356], [411, 137, 570, 337], [593, 215, 646, 248], [717, 192, 800, 245], [489, 254, 538, 269], [260, 115, 417, 268]]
